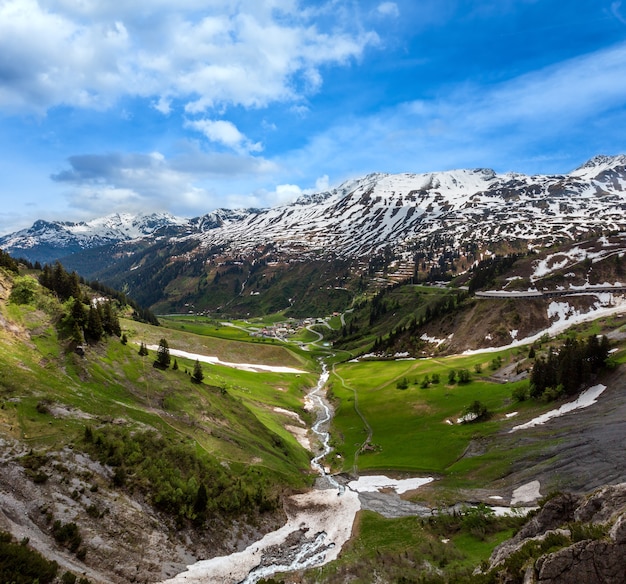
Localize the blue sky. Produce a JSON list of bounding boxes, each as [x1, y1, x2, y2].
[[2, 0, 626, 234]]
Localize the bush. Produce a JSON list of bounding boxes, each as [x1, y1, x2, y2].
[[461, 504, 496, 540], [396, 377, 409, 390], [52, 521, 82, 553], [0, 531, 58, 584], [512, 386, 528, 402], [62, 572, 77, 584], [9, 276, 38, 305], [462, 400, 490, 423], [458, 369, 471, 384]]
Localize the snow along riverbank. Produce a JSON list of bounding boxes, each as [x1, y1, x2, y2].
[[162, 365, 436, 584]]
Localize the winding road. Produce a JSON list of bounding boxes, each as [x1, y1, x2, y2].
[[475, 285, 626, 298]]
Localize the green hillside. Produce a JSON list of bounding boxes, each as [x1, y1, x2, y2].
[[0, 264, 317, 581]]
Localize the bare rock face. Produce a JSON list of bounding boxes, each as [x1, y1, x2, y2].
[[486, 484, 626, 584], [534, 537, 626, 583], [488, 493, 580, 568]]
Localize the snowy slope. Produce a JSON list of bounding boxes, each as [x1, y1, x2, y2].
[[0, 212, 187, 262], [3, 155, 626, 264], [184, 155, 626, 258]]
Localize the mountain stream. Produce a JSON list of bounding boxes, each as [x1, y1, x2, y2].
[[162, 364, 431, 584]]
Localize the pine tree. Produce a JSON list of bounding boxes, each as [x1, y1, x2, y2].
[[191, 359, 204, 384], [70, 297, 86, 329], [84, 305, 104, 343], [154, 338, 171, 369]]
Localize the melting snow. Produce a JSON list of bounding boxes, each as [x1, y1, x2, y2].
[[347, 475, 434, 495], [144, 345, 306, 374], [510, 385, 606, 432], [511, 481, 542, 505], [464, 294, 626, 355]]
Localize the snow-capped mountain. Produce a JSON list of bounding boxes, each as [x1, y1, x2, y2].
[[3, 155, 626, 267], [0, 212, 187, 263], [183, 154, 626, 258]]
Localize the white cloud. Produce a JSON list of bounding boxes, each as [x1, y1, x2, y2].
[[377, 2, 400, 17], [185, 119, 263, 154], [50, 147, 281, 218], [277, 40, 626, 178], [0, 0, 378, 114], [315, 175, 330, 191], [152, 96, 172, 115], [271, 183, 304, 204], [611, 2, 626, 24]]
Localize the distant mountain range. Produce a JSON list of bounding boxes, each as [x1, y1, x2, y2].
[[2, 154, 626, 314], [3, 154, 626, 265]]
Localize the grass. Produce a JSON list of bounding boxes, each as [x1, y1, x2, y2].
[[0, 297, 320, 492], [330, 352, 529, 478], [121, 318, 312, 371], [302, 509, 522, 584]]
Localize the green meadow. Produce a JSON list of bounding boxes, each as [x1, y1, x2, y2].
[[329, 351, 534, 485]]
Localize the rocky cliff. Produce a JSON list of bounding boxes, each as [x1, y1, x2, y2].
[[487, 484, 626, 583]]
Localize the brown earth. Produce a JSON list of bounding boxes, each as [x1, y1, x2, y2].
[[0, 437, 286, 584]]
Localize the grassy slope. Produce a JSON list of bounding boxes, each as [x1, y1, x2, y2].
[[330, 352, 532, 480], [330, 320, 626, 487], [0, 272, 318, 489]]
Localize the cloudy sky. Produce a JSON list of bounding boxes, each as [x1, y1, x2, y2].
[[1, 0, 626, 234]]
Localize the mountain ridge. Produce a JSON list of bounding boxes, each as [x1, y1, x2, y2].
[[3, 154, 626, 266], [3, 154, 626, 316]]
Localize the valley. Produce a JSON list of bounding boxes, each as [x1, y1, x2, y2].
[[1, 252, 626, 583], [2, 156, 626, 582]]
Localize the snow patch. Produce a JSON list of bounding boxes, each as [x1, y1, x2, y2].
[[511, 481, 541, 505], [347, 475, 434, 495], [420, 334, 447, 346], [143, 345, 306, 374], [510, 385, 607, 432]]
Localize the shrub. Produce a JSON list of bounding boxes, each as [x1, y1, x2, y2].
[[512, 386, 528, 402], [0, 531, 58, 584], [52, 521, 82, 553], [9, 276, 38, 305], [62, 572, 77, 584], [462, 400, 490, 423], [458, 369, 471, 384], [396, 377, 409, 390]]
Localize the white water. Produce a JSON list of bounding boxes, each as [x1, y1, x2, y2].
[[308, 365, 344, 492], [162, 363, 359, 584]]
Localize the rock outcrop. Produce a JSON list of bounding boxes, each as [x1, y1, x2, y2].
[[486, 483, 626, 584]]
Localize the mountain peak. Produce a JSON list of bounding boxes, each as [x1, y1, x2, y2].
[[570, 154, 626, 178], [3, 154, 626, 266]]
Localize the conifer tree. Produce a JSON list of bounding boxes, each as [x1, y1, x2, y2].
[[191, 359, 204, 384], [154, 338, 171, 369], [84, 305, 104, 342]]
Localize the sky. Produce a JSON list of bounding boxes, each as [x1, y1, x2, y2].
[[2, 0, 626, 235]]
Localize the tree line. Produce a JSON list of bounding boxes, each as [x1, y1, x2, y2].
[[529, 334, 610, 401], [39, 260, 159, 326]]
